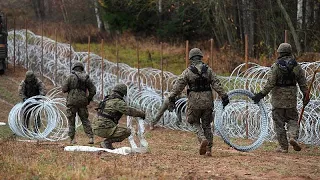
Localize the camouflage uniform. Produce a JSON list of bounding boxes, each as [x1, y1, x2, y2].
[[150, 96, 184, 130], [168, 48, 229, 156], [18, 71, 46, 131], [62, 62, 97, 144], [252, 43, 308, 152], [92, 83, 145, 149]]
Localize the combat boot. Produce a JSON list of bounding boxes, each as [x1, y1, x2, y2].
[[100, 140, 115, 150], [88, 137, 94, 144], [205, 147, 212, 157], [199, 139, 209, 155], [289, 138, 302, 151], [275, 146, 288, 153]]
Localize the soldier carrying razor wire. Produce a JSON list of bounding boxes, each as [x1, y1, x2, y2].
[[19, 71, 46, 132], [166, 48, 229, 156], [92, 83, 146, 150], [251, 43, 310, 153]]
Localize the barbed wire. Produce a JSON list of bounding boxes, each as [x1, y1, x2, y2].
[[6, 30, 320, 146]]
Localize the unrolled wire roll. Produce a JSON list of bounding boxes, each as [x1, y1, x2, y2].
[[8, 88, 74, 141]]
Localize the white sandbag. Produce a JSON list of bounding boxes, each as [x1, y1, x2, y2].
[[64, 146, 133, 155]]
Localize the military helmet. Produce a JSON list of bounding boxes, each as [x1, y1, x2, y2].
[[113, 83, 127, 96], [189, 48, 203, 60], [25, 71, 36, 82], [72, 61, 84, 71], [277, 43, 292, 53]]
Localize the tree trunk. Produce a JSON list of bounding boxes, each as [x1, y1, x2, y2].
[[60, 0, 68, 23], [94, 0, 104, 32], [242, 0, 254, 56], [297, 0, 303, 29], [277, 0, 302, 55]]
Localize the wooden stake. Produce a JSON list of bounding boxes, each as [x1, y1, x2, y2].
[[244, 34, 249, 139], [25, 19, 28, 70], [116, 38, 119, 83], [41, 21, 44, 80], [13, 17, 16, 72], [160, 42, 164, 100], [284, 30, 288, 43], [87, 36, 91, 74], [54, 29, 57, 86], [137, 42, 141, 91], [100, 39, 104, 100], [69, 37, 72, 73], [185, 40, 189, 69], [210, 38, 214, 68], [298, 69, 319, 125]]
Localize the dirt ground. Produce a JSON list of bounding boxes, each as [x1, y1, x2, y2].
[[1, 65, 320, 180]]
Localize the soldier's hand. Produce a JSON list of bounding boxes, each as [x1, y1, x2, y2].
[[222, 95, 229, 108], [141, 112, 146, 120], [251, 92, 265, 104]]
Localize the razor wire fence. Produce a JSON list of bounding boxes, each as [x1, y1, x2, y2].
[[6, 29, 320, 145]]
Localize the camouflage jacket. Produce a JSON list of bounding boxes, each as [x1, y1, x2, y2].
[[92, 92, 145, 130], [62, 70, 96, 107], [261, 56, 308, 108], [18, 78, 46, 100], [169, 60, 227, 109]]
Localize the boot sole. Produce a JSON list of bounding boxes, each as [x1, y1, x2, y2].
[[289, 139, 302, 151], [199, 139, 208, 155]]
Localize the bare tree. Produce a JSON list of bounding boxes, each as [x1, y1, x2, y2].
[[277, 0, 301, 55], [94, 0, 103, 31], [31, 0, 46, 20]]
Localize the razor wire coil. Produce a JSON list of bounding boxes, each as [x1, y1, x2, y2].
[[6, 29, 320, 146]]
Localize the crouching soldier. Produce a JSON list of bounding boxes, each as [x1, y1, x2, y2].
[[92, 83, 146, 149], [19, 71, 46, 132]]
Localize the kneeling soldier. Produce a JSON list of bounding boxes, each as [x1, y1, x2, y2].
[[92, 83, 146, 149]]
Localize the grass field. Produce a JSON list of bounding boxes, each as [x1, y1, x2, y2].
[[1, 63, 320, 180]]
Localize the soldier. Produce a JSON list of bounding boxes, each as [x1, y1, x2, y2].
[[92, 83, 146, 150], [252, 43, 309, 153], [167, 48, 229, 156], [62, 61, 96, 144], [18, 71, 46, 131]]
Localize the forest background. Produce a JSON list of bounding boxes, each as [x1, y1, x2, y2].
[[1, 0, 320, 74]]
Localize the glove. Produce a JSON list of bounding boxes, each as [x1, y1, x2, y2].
[[303, 93, 310, 106], [141, 112, 146, 120], [168, 97, 176, 112], [222, 95, 229, 108], [251, 92, 265, 104]]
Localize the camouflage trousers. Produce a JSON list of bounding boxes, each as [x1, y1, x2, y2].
[[67, 106, 93, 139], [272, 108, 299, 149], [187, 108, 213, 148], [94, 120, 131, 143]]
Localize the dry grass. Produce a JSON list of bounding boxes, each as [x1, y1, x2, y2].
[[1, 65, 320, 179]]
